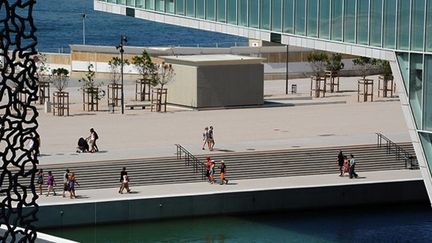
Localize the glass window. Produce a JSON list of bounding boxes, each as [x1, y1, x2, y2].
[[118, 0, 126, 4], [165, 0, 174, 12], [272, 0, 282, 31], [176, 0, 185, 14], [227, 0, 237, 24], [186, 0, 195, 16], [283, 0, 294, 33], [136, 0, 144, 7], [420, 133, 432, 175], [145, 0, 155, 9], [239, 0, 248, 26], [357, 0, 369, 45], [410, 54, 424, 129], [319, 0, 330, 39], [369, 0, 382, 46], [196, 0, 205, 18], [427, 1, 432, 51], [331, 0, 343, 41], [206, 0, 216, 20], [344, 0, 356, 43], [425, 55, 432, 130], [397, 52, 410, 92], [127, 0, 135, 7], [295, 0, 306, 35], [412, 0, 425, 51], [217, 0, 226, 22], [261, 0, 271, 30], [383, 0, 396, 49], [156, 0, 165, 11], [249, 0, 259, 28], [397, 0, 410, 50], [307, 0, 318, 37]]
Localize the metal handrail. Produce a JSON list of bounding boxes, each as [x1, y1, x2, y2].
[[376, 133, 419, 169], [175, 144, 206, 180]]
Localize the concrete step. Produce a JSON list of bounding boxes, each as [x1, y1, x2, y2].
[[34, 143, 416, 190]]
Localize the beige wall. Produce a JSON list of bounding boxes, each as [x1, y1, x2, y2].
[[166, 64, 198, 107], [165, 62, 263, 108]]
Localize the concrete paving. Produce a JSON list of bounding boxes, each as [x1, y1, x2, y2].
[[37, 75, 409, 165], [31, 74, 417, 206], [37, 170, 422, 206]]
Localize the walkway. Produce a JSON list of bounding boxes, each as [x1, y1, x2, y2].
[[38, 170, 422, 206]]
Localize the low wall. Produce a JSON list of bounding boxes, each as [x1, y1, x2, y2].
[[35, 180, 428, 229]]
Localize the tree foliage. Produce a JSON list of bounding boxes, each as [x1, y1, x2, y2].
[[352, 57, 378, 79], [51, 68, 69, 92], [108, 56, 129, 84], [78, 64, 105, 100], [156, 62, 175, 90], [307, 52, 329, 77], [326, 53, 344, 73], [131, 51, 158, 86]]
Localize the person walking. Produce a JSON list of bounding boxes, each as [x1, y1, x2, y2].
[[205, 157, 212, 183], [208, 126, 215, 151], [87, 128, 99, 153], [62, 169, 70, 198], [46, 171, 56, 196], [37, 169, 44, 195], [202, 127, 209, 150], [68, 172, 79, 199], [349, 154, 358, 179], [337, 151, 344, 176], [118, 167, 127, 193], [209, 161, 216, 184], [120, 172, 131, 194], [219, 160, 229, 185]]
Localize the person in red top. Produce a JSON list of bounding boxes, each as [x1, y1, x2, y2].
[[205, 157, 212, 182]]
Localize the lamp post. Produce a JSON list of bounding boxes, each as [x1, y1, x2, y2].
[[116, 35, 127, 114], [81, 13, 86, 45]]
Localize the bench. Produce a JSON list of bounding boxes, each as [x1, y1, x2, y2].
[[125, 102, 152, 110]]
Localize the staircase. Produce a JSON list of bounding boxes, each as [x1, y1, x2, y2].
[[37, 143, 416, 191]]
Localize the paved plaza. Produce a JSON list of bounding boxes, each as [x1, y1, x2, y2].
[[38, 75, 408, 165], [32, 74, 420, 206]]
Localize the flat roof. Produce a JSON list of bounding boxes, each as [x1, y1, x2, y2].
[[160, 54, 265, 66]]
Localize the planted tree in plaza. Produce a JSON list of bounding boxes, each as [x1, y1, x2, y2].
[[352, 57, 378, 80], [307, 52, 329, 97], [51, 68, 70, 116], [107, 57, 129, 106], [152, 62, 175, 112], [132, 50, 157, 101], [307, 52, 329, 78], [325, 53, 345, 92], [33, 52, 51, 104], [52, 68, 69, 92], [79, 64, 105, 111]]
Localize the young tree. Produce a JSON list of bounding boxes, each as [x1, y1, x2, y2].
[[326, 53, 344, 74], [156, 62, 174, 90], [131, 50, 157, 85], [51, 68, 69, 92], [376, 60, 393, 80], [108, 56, 130, 84], [33, 52, 50, 82], [352, 57, 378, 79], [307, 52, 329, 77], [79, 64, 105, 103]]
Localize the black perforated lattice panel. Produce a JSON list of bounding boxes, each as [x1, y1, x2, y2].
[[0, 0, 39, 242]]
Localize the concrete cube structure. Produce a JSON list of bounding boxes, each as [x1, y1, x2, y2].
[[161, 54, 264, 109]]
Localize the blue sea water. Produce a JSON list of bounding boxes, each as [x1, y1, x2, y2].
[[34, 0, 246, 52]]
